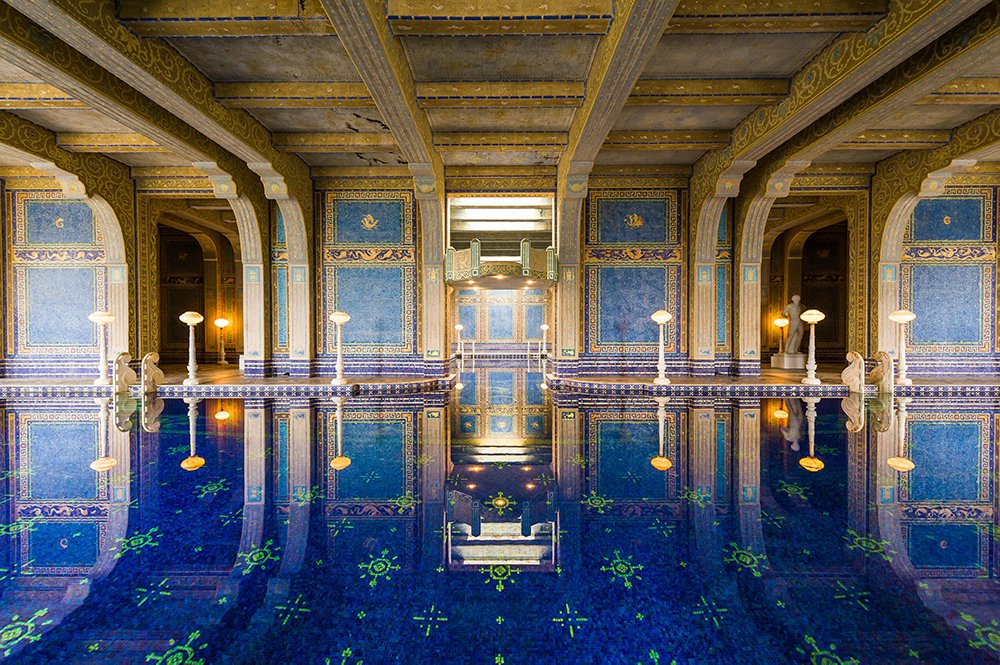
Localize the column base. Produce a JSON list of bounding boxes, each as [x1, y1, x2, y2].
[[771, 353, 805, 369]]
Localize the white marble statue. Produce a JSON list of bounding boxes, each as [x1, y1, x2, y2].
[[868, 351, 895, 394], [841, 351, 865, 394], [113, 352, 137, 392], [141, 352, 165, 394], [782, 295, 804, 354]]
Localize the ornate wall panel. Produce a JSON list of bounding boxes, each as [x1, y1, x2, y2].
[[450, 288, 548, 350]]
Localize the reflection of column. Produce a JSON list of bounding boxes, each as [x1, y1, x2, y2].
[[281, 402, 312, 576], [555, 406, 582, 501], [421, 405, 446, 570], [688, 405, 719, 564], [736, 402, 763, 553], [553, 172, 586, 375], [870, 402, 917, 590]]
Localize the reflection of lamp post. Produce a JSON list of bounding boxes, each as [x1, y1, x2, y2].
[[88, 311, 115, 386], [330, 397, 351, 470], [180, 397, 205, 471], [214, 318, 230, 365], [650, 397, 672, 471], [540, 323, 550, 357], [179, 311, 204, 386], [454, 323, 464, 357], [773, 316, 789, 352], [329, 311, 351, 386], [90, 397, 117, 471], [887, 397, 915, 472], [650, 310, 673, 386], [799, 397, 824, 472], [888, 309, 916, 386], [800, 309, 825, 385]]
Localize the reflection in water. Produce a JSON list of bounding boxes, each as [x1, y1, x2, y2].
[[0, 380, 994, 663]]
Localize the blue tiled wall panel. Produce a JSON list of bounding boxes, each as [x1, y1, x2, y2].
[[337, 420, 405, 499], [275, 266, 288, 349], [333, 200, 405, 244], [715, 265, 728, 347], [596, 266, 666, 345], [909, 421, 981, 501], [597, 199, 668, 244], [525, 304, 544, 340], [28, 522, 99, 568], [487, 371, 515, 405], [910, 265, 983, 345], [27, 421, 98, 499], [25, 267, 97, 346], [907, 523, 980, 569], [458, 305, 478, 338], [912, 197, 985, 242], [487, 304, 515, 340], [24, 200, 94, 245], [334, 266, 406, 346]]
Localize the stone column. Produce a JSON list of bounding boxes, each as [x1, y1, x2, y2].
[[553, 168, 588, 375], [413, 164, 447, 377]]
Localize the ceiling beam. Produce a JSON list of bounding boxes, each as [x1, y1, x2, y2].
[[667, 0, 888, 33], [57, 132, 169, 153], [386, 0, 613, 36], [118, 0, 336, 37], [215, 82, 373, 109], [435, 133, 567, 149], [273, 132, 397, 152], [416, 82, 585, 109], [0, 83, 86, 109], [919, 76, 1000, 104], [603, 130, 729, 150], [840, 129, 951, 150], [628, 79, 788, 106]]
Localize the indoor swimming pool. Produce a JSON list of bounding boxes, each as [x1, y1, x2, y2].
[[0, 367, 996, 663]]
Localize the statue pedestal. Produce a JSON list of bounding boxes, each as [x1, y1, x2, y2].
[[770, 353, 806, 369]]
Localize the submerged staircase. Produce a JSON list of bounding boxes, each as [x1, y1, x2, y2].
[[446, 489, 557, 570]]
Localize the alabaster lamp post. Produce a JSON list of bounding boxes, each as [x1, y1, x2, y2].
[[773, 316, 789, 352], [798, 397, 824, 472], [179, 311, 204, 386], [800, 309, 825, 385], [887, 397, 915, 472], [454, 323, 464, 357], [888, 309, 916, 386], [214, 317, 230, 365], [180, 397, 205, 471], [88, 311, 115, 386], [329, 397, 351, 471], [90, 397, 117, 472], [650, 397, 672, 471], [540, 323, 550, 357], [329, 311, 351, 386], [650, 309, 673, 385]]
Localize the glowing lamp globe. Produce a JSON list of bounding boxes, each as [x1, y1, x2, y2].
[[214, 318, 230, 329], [88, 311, 116, 325], [454, 324, 464, 332], [179, 311, 204, 326], [89, 456, 118, 472], [799, 456, 825, 473], [329, 311, 351, 326], [887, 456, 915, 472], [650, 310, 672, 325], [773, 317, 789, 329], [888, 309, 916, 324], [180, 455, 206, 472], [773, 408, 789, 419], [540, 324, 550, 332], [330, 455, 352, 471], [650, 455, 673, 471], [214, 410, 230, 421], [455, 381, 465, 391], [800, 309, 825, 325]]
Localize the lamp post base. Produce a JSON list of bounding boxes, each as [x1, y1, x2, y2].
[[93, 378, 111, 386], [653, 377, 671, 385], [800, 377, 821, 386], [896, 377, 913, 386], [770, 353, 806, 369], [218, 360, 229, 365]]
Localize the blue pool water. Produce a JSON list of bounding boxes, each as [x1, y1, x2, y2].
[[0, 370, 997, 663]]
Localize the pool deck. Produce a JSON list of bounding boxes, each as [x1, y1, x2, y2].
[[0, 365, 997, 398]]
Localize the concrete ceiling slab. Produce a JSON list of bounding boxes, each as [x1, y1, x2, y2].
[[644, 33, 835, 78], [440, 149, 561, 166], [0, 59, 41, 83], [297, 151, 408, 167], [167, 36, 361, 82], [401, 36, 599, 82], [247, 107, 390, 133], [813, 148, 894, 163], [595, 148, 707, 165], [426, 108, 576, 132], [612, 106, 756, 131], [9, 108, 135, 133], [872, 104, 997, 131]]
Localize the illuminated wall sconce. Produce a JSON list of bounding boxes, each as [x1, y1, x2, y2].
[[650, 309, 673, 386], [329, 311, 351, 386], [214, 318, 231, 365], [888, 309, 916, 386], [799, 309, 825, 385], [88, 311, 115, 386], [179, 311, 204, 386]]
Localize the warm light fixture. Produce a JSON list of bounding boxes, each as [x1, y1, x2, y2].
[[887, 456, 915, 472], [773, 408, 789, 419], [470, 466, 483, 472], [330, 455, 352, 471], [526, 280, 535, 285], [181, 455, 206, 472], [800, 309, 825, 325], [888, 309, 916, 324], [773, 317, 789, 328], [88, 311, 115, 325], [493, 275, 506, 280], [650, 310, 672, 325], [799, 456, 825, 472], [466, 483, 477, 490], [455, 381, 465, 391], [650, 456, 673, 471], [90, 456, 118, 472], [179, 311, 204, 326], [214, 318, 230, 329], [522, 466, 532, 472], [214, 410, 230, 421], [526, 483, 536, 489], [329, 311, 351, 326]]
